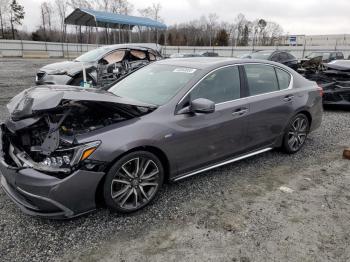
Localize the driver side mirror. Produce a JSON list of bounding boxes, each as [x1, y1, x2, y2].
[[190, 98, 215, 114], [177, 98, 215, 115]]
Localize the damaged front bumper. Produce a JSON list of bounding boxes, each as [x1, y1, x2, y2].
[[0, 159, 105, 219], [0, 131, 105, 219]]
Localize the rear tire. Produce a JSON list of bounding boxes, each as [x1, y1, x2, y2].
[[282, 114, 310, 154], [103, 151, 164, 213]]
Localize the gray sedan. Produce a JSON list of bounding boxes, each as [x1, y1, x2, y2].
[[0, 58, 323, 218]]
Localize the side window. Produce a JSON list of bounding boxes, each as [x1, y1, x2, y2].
[[337, 52, 344, 59], [270, 54, 280, 62], [190, 66, 240, 104], [275, 68, 291, 90], [286, 53, 295, 60], [244, 64, 279, 96], [329, 53, 337, 60], [103, 50, 126, 64], [279, 52, 289, 61]]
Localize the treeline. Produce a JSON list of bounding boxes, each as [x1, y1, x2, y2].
[[0, 0, 284, 47], [164, 13, 284, 46]]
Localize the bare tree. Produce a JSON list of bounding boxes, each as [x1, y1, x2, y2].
[[207, 13, 218, 46], [233, 14, 246, 46], [263, 21, 283, 45], [0, 0, 10, 38], [9, 0, 24, 39], [109, 0, 134, 43], [111, 0, 133, 14], [40, 2, 54, 40], [138, 3, 162, 43], [55, 0, 68, 42]]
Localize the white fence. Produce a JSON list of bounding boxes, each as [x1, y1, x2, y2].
[[0, 40, 350, 59], [0, 40, 98, 58], [164, 45, 350, 59]]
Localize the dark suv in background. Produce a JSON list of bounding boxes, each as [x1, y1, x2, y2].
[[245, 50, 298, 70]]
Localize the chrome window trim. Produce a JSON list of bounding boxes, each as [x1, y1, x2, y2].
[[177, 62, 294, 107]]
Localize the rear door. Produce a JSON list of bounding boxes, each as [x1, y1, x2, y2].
[[242, 64, 296, 150], [171, 66, 250, 174]]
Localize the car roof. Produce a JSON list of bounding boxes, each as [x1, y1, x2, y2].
[[155, 57, 285, 70], [97, 43, 161, 52]]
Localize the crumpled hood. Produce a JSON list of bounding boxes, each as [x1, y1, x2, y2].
[[7, 86, 155, 120], [40, 61, 95, 75]]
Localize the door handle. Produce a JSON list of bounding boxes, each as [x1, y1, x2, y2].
[[283, 95, 294, 102], [232, 108, 248, 116]]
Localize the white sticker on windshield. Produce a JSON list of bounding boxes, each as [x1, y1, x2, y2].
[[173, 68, 197, 74]]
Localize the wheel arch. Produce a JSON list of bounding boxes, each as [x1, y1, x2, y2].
[[295, 109, 312, 126], [95, 145, 171, 206], [68, 71, 97, 86], [275, 109, 313, 149]]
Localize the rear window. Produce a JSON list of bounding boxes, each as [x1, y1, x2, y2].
[[244, 64, 279, 96], [275, 68, 291, 90]]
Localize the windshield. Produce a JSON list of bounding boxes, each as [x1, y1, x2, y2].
[[109, 64, 200, 105], [249, 51, 273, 60], [308, 52, 330, 59], [75, 47, 113, 62]]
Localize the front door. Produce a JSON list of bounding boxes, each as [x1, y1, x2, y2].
[[168, 66, 250, 174]]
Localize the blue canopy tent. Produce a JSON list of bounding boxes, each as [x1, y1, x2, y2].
[[64, 8, 167, 44]]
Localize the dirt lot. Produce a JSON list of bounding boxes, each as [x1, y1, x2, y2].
[[0, 58, 349, 262]]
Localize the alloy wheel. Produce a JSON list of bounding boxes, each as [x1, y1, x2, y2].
[[110, 157, 160, 211], [287, 116, 308, 152]]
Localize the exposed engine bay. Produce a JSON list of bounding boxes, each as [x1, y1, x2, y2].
[[1, 86, 155, 175]]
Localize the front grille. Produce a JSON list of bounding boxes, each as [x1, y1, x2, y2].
[[36, 71, 46, 81]]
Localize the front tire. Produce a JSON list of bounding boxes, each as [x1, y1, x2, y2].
[[282, 114, 310, 154], [103, 151, 164, 213]]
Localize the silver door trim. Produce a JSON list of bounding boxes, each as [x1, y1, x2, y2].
[[173, 147, 273, 181]]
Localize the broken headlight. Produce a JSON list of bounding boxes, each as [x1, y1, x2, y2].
[[40, 141, 101, 168]]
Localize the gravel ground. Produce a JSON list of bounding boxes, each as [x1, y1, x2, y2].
[[0, 58, 350, 262]]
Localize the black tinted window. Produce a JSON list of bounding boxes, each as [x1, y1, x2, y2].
[[337, 52, 344, 59], [286, 53, 295, 60], [270, 54, 280, 62], [275, 68, 291, 90], [245, 64, 279, 95], [191, 66, 240, 103], [279, 52, 289, 61]]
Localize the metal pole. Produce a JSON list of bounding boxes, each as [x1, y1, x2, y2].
[[119, 24, 121, 43], [20, 38, 24, 57], [129, 25, 131, 43], [96, 26, 99, 47], [65, 25, 69, 60]]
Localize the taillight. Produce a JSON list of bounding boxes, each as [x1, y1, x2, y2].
[[317, 86, 324, 97]]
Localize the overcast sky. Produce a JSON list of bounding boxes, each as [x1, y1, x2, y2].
[[18, 0, 350, 35]]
